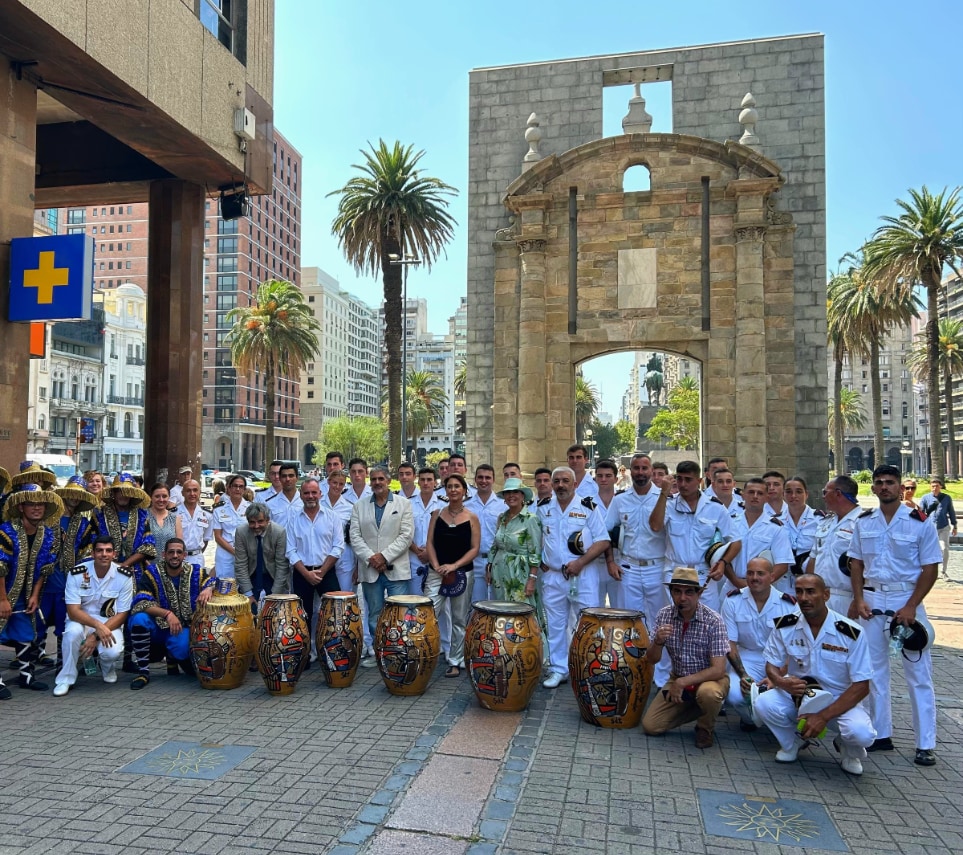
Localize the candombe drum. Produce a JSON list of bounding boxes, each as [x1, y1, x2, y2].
[[255, 594, 310, 696], [568, 608, 652, 728], [375, 595, 440, 696], [189, 577, 256, 690], [464, 600, 542, 712], [317, 590, 364, 688]]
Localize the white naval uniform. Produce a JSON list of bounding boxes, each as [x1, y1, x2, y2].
[[322, 491, 356, 592], [409, 493, 444, 596], [264, 491, 303, 532], [57, 559, 134, 688], [211, 499, 250, 578], [849, 505, 942, 750], [465, 492, 507, 604], [729, 514, 794, 595], [595, 492, 623, 609], [537, 495, 609, 680], [720, 586, 797, 722], [659, 493, 733, 612], [754, 609, 876, 758], [343, 484, 374, 647], [574, 475, 599, 501], [605, 484, 665, 624], [177, 503, 212, 571], [168, 483, 185, 508], [809, 506, 861, 616]]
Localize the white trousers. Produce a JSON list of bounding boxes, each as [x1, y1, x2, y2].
[[754, 686, 875, 754], [471, 555, 491, 604], [541, 564, 601, 679], [726, 649, 766, 723], [56, 621, 125, 686], [598, 557, 623, 609], [860, 589, 936, 749]]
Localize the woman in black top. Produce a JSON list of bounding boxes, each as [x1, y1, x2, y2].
[[426, 474, 480, 677]]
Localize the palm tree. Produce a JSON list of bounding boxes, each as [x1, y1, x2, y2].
[[827, 270, 854, 468], [405, 369, 448, 459], [454, 361, 467, 401], [828, 250, 921, 466], [227, 280, 321, 468], [329, 140, 457, 470], [908, 318, 963, 478], [828, 387, 868, 435], [575, 375, 600, 442], [865, 186, 963, 478]]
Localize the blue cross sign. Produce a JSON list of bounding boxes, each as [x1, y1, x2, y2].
[[8, 234, 95, 322]]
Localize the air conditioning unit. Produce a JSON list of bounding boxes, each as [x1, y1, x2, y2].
[[233, 108, 256, 142]]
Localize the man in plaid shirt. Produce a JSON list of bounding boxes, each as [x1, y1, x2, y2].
[[642, 566, 730, 748]]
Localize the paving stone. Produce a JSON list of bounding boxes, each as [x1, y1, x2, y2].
[[366, 830, 469, 854]]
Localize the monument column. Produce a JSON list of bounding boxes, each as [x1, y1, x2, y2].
[[0, 57, 36, 467], [144, 179, 205, 486], [516, 238, 547, 477], [734, 224, 768, 474]]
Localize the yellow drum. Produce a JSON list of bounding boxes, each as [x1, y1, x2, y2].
[[568, 608, 652, 728], [189, 577, 256, 690], [464, 600, 542, 712], [375, 595, 440, 696], [317, 590, 364, 688], [255, 594, 310, 696]]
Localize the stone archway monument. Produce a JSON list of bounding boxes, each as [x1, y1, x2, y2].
[[467, 35, 827, 490]]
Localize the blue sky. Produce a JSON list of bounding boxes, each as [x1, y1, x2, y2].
[[274, 1, 962, 418]]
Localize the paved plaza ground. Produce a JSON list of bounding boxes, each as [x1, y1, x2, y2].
[[3, 553, 963, 854]]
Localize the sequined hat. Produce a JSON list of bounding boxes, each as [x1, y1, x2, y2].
[[11, 460, 58, 490], [109, 472, 151, 509], [3, 483, 64, 523], [55, 475, 100, 513]]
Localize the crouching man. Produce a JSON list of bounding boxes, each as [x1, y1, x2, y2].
[[754, 573, 875, 775], [54, 536, 133, 697], [127, 538, 215, 689]]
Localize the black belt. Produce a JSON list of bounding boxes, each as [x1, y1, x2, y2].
[[187, 549, 203, 556], [304, 564, 324, 571]]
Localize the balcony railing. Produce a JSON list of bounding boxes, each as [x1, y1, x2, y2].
[[126, 356, 146, 366], [107, 395, 145, 406]]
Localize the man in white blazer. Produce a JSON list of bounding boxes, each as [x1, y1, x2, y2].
[[349, 465, 415, 661]]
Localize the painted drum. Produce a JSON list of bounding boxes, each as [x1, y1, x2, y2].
[[464, 599, 542, 712], [375, 595, 440, 696], [317, 590, 364, 688], [568, 607, 652, 728], [255, 594, 310, 696], [189, 576, 256, 689]]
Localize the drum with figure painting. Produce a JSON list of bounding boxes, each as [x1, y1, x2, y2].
[[255, 594, 310, 695], [317, 590, 364, 688], [189, 577, 256, 689], [375, 595, 440, 696], [568, 608, 652, 728], [464, 600, 542, 712]]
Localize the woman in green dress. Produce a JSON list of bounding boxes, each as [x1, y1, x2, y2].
[[485, 478, 544, 627]]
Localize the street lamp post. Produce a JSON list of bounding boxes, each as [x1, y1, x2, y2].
[[388, 254, 420, 464], [584, 428, 596, 468]]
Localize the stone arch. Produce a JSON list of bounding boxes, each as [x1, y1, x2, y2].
[[847, 447, 865, 473], [490, 133, 794, 479]]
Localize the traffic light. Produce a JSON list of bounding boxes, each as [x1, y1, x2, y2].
[[456, 410, 466, 434]]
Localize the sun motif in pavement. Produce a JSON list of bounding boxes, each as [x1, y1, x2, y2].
[[145, 747, 225, 775], [717, 801, 820, 843]]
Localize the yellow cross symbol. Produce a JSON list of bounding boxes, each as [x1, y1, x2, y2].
[[23, 251, 70, 304]]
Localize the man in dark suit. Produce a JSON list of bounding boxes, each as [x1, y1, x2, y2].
[[234, 502, 291, 606]]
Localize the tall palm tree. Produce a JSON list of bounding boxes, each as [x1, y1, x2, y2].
[[454, 361, 467, 401], [405, 369, 448, 459], [329, 140, 457, 470], [865, 186, 963, 478], [575, 375, 600, 442], [227, 279, 321, 468], [908, 318, 963, 478], [828, 387, 868, 435], [828, 250, 921, 466], [827, 270, 855, 468]]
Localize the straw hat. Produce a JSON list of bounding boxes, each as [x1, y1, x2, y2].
[[3, 483, 64, 523], [108, 472, 151, 509], [496, 477, 534, 504], [11, 460, 58, 490], [56, 475, 100, 513], [663, 567, 704, 589]]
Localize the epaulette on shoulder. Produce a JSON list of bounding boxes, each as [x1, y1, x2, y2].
[[117, 565, 134, 578], [780, 592, 797, 605], [710, 496, 724, 505], [581, 496, 597, 511], [835, 619, 861, 640], [537, 497, 551, 507], [814, 509, 826, 518], [859, 509, 873, 518], [773, 613, 799, 629], [341, 486, 349, 495], [264, 492, 279, 502], [909, 508, 926, 522], [615, 488, 626, 495], [737, 501, 745, 509], [769, 516, 783, 526], [726, 587, 742, 598], [70, 563, 87, 575]]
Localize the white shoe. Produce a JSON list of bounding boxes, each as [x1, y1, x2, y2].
[[840, 756, 863, 775], [53, 683, 71, 697], [775, 744, 800, 763], [360, 657, 377, 669], [834, 736, 865, 775], [102, 667, 117, 684], [542, 672, 566, 689]]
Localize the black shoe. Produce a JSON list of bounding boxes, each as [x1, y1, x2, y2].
[[177, 657, 196, 677], [867, 737, 894, 752], [130, 674, 150, 690], [18, 675, 49, 692], [122, 660, 140, 674], [0, 684, 11, 700], [739, 720, 758, 732], [914, 749, 936, 766], [167, 662, 180, 676], [37, 655, 56, 667]]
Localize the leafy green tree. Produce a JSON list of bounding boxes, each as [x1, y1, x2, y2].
[[575, 375, 600, 442], [227, 279, 321, 468], [865, 186, 963, 478], [908, 318, 963, 478], [644, 383, 700, 450], [425, 450, 449, 472], [614, 419, 637, 454], [329, 140, 457, 471], [314, 416, 387, 465], [589, 420, 620, 461]]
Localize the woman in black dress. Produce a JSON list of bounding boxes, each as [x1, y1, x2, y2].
[[426, 474, 480, 677]]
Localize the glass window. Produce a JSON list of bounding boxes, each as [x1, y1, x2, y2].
[[216, 274, 238, 291]]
